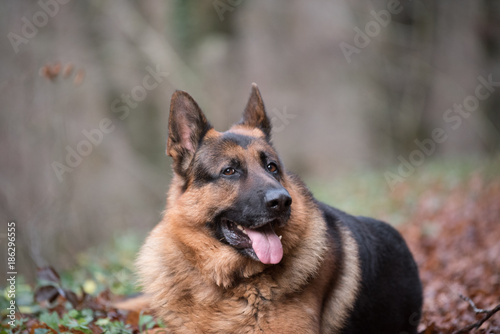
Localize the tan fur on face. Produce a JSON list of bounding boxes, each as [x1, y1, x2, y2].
[[229, 124, 267, 138], [136, 130, 361, 333]]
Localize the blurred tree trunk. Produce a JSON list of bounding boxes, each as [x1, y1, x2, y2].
[[424, 0, 485, 156]]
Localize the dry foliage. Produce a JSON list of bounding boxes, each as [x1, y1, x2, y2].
[[398, 174, 500, 333]]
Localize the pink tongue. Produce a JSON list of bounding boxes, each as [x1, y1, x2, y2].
[[244, 224, 283, 264]]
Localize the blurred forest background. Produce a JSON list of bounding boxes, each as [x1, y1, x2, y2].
[[1, 0, 499, 281]]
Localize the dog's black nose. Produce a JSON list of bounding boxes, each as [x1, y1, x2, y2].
[[265, 188, 292, 212]]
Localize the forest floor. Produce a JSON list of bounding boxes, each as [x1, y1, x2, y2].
[[2, 158, 500, 333]]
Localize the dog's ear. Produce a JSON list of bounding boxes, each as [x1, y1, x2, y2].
[[167, 90, 212, 176], [239, 83, 271, 140]]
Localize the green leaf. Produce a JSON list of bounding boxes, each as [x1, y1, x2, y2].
[[99, 320, 134, 334], [95, 318, 110, 326], [39, 311, 60, 330], [34, 329, 50, 334], [67, 309, 79, 318], [81, 308, 94, 319], [139, 313, 155, 330]]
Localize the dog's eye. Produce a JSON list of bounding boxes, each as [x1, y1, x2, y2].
[[267, 163, 278, 174], [222, 167, 236, 176]]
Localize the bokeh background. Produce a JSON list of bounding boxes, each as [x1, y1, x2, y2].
[[1, 0, 499, 280]]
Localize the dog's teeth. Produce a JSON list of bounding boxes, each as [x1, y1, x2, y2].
[[279, 235, 282, 240], [235, 225, 248, 234]]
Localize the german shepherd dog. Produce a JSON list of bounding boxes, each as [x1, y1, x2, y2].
[[137, 84, 422, 333]]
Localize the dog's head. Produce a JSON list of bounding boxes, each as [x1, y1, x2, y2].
[[166, 84, 292, 265]]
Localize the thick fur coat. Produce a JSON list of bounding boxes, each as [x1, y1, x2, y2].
[[137, 84, 422, 333]]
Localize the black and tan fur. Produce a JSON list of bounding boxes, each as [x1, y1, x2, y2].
[[137, 84, 422, 333]]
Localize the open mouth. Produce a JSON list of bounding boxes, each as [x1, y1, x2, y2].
[[220, 218, 283, 265]]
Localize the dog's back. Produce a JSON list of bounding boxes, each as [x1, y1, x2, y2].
[[320, 202, 423, 333]]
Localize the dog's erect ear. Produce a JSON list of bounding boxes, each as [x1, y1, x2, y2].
[[167, 90, 212, 175], [239, 83, 271, 140]]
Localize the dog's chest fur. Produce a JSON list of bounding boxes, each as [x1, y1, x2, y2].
[[138, 215, 336, 334], [161, 273, 323, 334]]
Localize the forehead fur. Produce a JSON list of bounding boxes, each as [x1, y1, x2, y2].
[[201, 129, 275, 156], [200, 125, 271, 150], [189, 128, 279, 180], [228, 124, 267, 139]]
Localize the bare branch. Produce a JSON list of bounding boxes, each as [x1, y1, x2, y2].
[[459, 294, 489, 314], [453, 295, 500, 334]]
